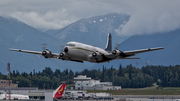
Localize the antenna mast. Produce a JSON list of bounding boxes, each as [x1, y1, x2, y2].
[[6, 62, 11, 101]]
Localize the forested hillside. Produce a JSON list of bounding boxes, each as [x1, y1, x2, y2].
[[0, 65, 180, 89]]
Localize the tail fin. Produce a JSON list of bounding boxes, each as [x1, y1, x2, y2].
[[105, 33, 112, 52], [53, 84, 66, 99]]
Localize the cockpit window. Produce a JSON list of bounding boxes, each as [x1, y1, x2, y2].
[[66, 44, 75, 47], [69, 44, 75, 47]]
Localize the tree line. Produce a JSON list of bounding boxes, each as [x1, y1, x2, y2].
[[0, 64, 180, 89]]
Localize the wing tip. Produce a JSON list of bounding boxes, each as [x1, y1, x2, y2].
[[9, 48, 15, 51], [157, 47, 164, 49], [9, 48, 19, 51]]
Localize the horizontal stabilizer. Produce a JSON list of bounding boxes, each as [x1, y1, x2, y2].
[[122, 57, 140, 59]]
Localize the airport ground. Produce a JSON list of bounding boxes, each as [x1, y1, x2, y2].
[[1, 97, 180, 101], [87, 89, 180, 95], [1, 87, 180, 101], [87, 87, 180, 95]]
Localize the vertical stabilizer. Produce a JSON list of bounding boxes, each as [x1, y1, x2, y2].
[[53, 84, 66, 99], [105, 33, 112, 52]]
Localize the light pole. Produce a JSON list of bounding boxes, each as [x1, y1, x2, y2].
[[113, 70, 114, 90], [16, 81, 19, 87], [111, 66, 114, 90]]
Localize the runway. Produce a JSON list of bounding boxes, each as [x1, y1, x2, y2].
[[0, 98, 179, 101], [1, 95, 180, 101], [112, 95, 180, 99]]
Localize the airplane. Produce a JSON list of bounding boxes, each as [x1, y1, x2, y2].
[[53, 83, 66, 99], [0, 91, 29, 100], [9, 33, 164, 63]]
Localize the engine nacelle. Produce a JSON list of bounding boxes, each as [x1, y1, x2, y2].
[[112, 49, 121, 56], [64, 47, 68, 52], [88, 52, 103, 61], [42, 49, 52, 58], [92, 52, 97, 57], [58, 52, 68, 60]]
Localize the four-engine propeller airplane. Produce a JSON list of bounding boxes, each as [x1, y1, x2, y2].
[[9, 33, 164, 63]]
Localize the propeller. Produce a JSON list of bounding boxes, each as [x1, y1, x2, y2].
[[112, 43, 124, 56], [35, 43, 47, 60], [42, 43, 47, 50], [114, 43, 120, 50], [57, 45, 65, 59], [59, 45, 64, 52], [35, 55, 41, 60]]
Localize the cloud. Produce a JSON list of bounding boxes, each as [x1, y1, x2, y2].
[[11, 11, 73, 29], [0, 0, 180, 35], [0, 0, 119, 30], [114, 0, 180, 36]]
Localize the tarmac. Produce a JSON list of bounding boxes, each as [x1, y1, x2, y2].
[[1, 95, 180, 101], [112, 95, 180, 99]]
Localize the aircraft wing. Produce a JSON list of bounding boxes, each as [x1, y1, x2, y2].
[[122, 47, 164, 56], [9, 48, 83, 63], [9, 48, 59, 58], [105, 47, 164, 59], [9, 48, 42, 55]]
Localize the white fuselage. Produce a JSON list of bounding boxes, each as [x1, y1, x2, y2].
[[0, 93, 29, 100], [65, 41, 110, 63]]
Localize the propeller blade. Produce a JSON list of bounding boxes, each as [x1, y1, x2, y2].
[[53, 58, 56, 61], [42, 43, 47, 50], [35, 55, 41, 60], [115, 43, 120, 49], [59, 45, 64, 52]]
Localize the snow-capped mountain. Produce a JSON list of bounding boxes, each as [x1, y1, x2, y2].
[[50, 13, 130, 48]]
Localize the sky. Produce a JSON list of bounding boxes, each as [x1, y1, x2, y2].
[[0, 0, 180, 36]]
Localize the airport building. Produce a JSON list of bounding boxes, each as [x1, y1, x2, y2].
[[0, 79, 42, 100], [74, 75, 121, 90], [0, 87, 38, 95], [0, 76, 121, 101], [0, 79, 18, 88]]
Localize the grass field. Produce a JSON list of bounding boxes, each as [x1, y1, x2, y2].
[[87, 87, 180, 95], [66, 84, 180, 95]]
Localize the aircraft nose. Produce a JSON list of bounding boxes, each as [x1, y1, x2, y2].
[[64, 47, 68, 52]]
